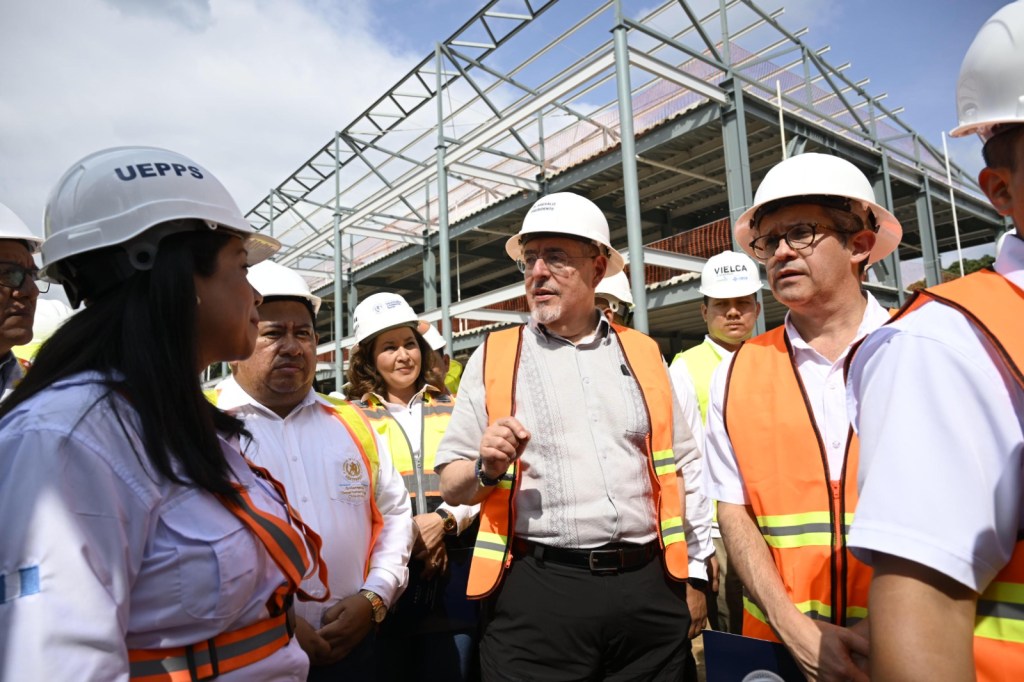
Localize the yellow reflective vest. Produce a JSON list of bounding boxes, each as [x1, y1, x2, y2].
[[354, 388, 454, 516]]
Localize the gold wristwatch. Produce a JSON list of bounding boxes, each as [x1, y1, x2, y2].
[[359, 589, 387, 624], [435, 508, 458, 536]]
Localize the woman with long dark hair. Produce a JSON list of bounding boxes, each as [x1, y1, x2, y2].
[[0, 146, 325, 680], [346, 292, 479, 681]]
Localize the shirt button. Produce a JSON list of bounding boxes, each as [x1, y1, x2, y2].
[[302, 496, 309, 503], [831, 440, 841, 449], [583, 377, 591, 385], [291, 456, 298, 462]]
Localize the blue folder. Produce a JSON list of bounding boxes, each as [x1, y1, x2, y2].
[[702, 629, 804, 681]]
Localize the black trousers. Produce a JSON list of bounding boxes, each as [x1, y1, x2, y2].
[[480, 552, 692, 681]]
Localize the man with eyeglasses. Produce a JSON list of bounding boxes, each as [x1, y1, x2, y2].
[[703, 153, 903, 682], [0, 202, 45, 402], [436, 192, 701, 680]]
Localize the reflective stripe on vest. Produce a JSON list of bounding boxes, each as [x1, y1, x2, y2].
[[466, 324, 688, 599], [672, 340, 722, 424], [320, 394, 384, 577], [355, 390, 453, 516], [129, 612, 291, 681], [887, 269, 1024, 679], [725, 326, 871, 642]]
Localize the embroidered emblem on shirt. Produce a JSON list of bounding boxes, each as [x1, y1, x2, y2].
[[336, 459, 368, 505]]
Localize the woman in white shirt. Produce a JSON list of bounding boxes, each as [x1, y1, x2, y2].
[[0, 146, 324, 681], [346, 292, 479, 681]]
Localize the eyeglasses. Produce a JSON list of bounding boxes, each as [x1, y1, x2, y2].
[[748, 222, 849, 261], [0, 261, 50, 293], [516, 250, 596, 274]]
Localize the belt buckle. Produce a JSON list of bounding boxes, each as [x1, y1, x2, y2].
[[587, 548, 623, 574]]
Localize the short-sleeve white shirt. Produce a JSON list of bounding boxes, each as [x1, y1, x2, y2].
[[705, 294, 891, 504], [848, 237, 1024, 592], [216, 377, 413, 626]]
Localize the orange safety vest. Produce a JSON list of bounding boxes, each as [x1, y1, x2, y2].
[[465, 323, 688, 599], [889, 269, 1024, 679], [355, 389, 454, 515], [129, 459, 328, 681], [724, 326, 872, 642], [140, 390, 382, 680]]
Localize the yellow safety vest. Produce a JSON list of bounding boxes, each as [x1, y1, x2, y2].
[[672, 340, 722, 424], [354, 389, 454, 515]]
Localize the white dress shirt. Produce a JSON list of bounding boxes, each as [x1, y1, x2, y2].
[[0, 372, 309, 681], [705, 293, 891, 504], [848, 237, 1024, 592], [216, 377, 413, 628], [669, 335, 735, 541]]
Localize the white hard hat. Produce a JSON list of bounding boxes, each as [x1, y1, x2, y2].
[[735, 153, 902, 265], [417, 321, 446, 352], [594, 271, 634, 309], [951, 2, 1024, 140], [247, 260, 322, 316], [505, 192, 625, 275], [0, 202, 42, 253], [352, 292, 418, 346], [700, 251, 762, 299], [41, 146, 280, 283]]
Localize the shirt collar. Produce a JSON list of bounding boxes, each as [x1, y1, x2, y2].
[[784, 291, 889, 353], [996, 231, 1024, 292], [527, 309, 610, 348], [215, 375, 321, 419]]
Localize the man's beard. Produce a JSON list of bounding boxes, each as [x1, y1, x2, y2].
[[530, 299, 561, 325]]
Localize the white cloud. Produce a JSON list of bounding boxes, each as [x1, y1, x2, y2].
[[0, 0, 419, 236]]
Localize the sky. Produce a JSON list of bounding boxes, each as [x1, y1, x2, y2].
[[0, 0, 1008, 277]]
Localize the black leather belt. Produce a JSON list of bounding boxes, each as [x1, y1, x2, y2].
[[511, 538, 659, 574]]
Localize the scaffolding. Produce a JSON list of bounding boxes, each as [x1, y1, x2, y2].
[[241, 0, 1004, 387]]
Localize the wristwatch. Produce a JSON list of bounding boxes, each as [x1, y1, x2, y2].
[[359, 589, 387, 624], [475, 457, 502, 487], [435, 508, 458, 536]]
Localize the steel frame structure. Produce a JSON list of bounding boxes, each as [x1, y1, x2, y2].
[[239, 0, 1004, 388]]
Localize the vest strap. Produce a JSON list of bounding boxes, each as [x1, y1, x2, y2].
[[128, 612, 291, 681]]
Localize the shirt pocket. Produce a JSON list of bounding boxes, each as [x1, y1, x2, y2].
[[326, 456, 370, 506], [159, 491, 260, 621]]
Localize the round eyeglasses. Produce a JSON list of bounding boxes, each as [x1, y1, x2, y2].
[[748, 222, 850, 261]]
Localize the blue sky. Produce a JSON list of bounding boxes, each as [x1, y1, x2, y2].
[[0, 0, 1008, 260]]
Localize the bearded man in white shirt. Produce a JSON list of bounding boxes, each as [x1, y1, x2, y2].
[[215, 261, 412, 681]]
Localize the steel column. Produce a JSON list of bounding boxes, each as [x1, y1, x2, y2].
[[436, 44, 453, 349], [917, 175, 942, 287], [613, 0, 649, 333]]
